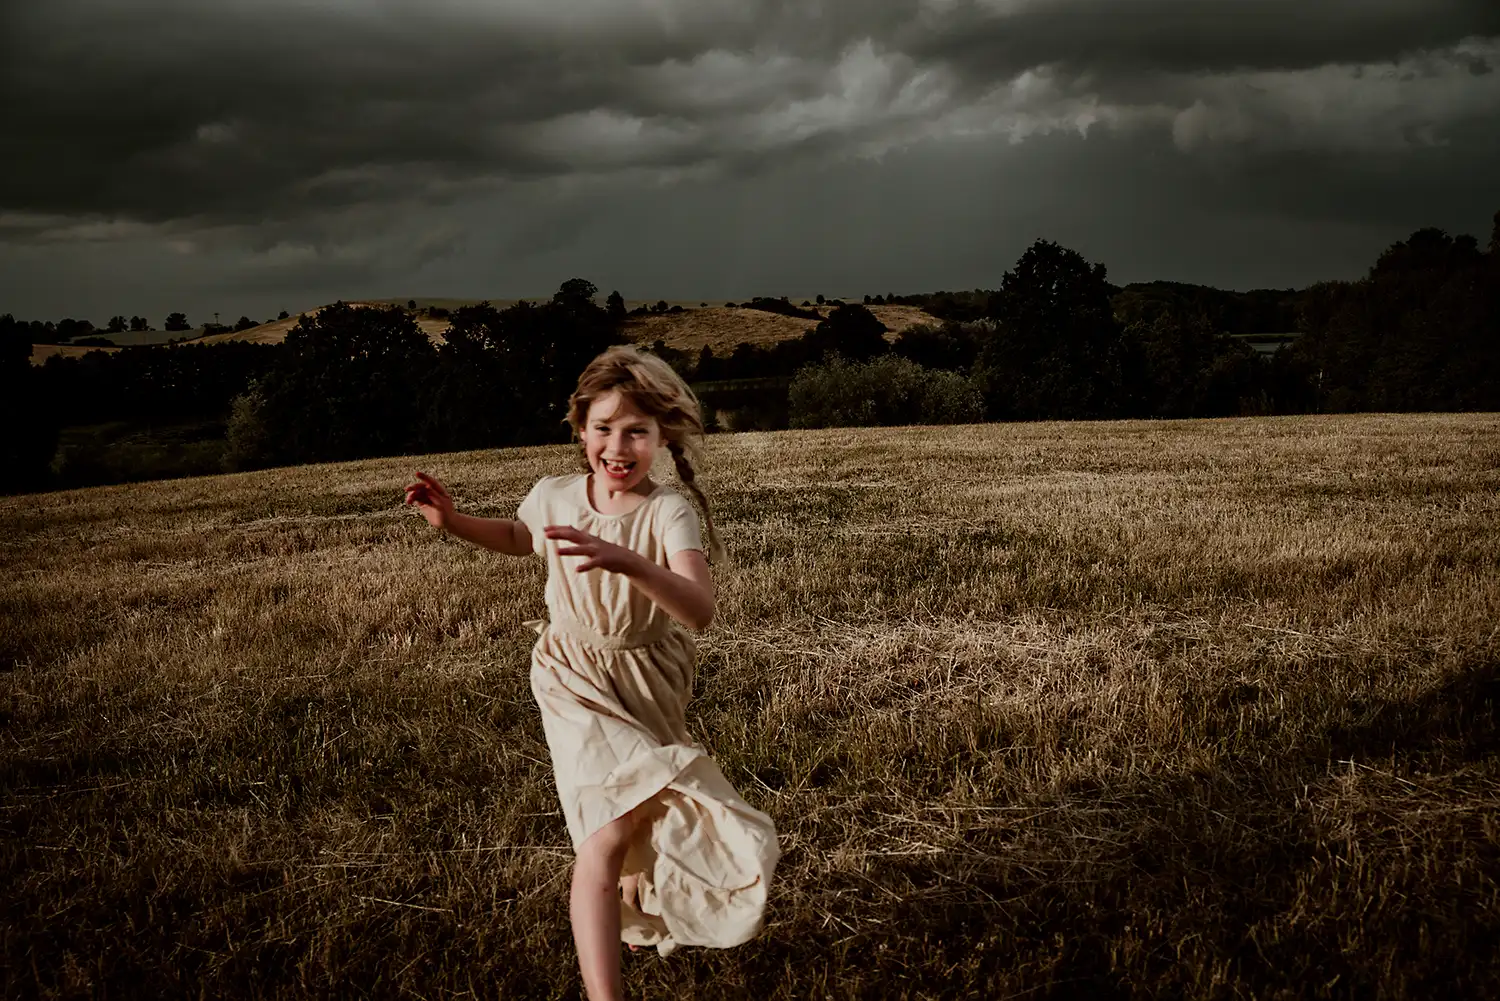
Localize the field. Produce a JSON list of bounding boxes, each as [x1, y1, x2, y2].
[[3, 413, 1498, 999], [189, 301, 936, 356], [622, 304, 938, 355], [29, 300, 941, 365]]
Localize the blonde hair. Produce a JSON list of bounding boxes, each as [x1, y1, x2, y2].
[[564, 344, 728, 565]]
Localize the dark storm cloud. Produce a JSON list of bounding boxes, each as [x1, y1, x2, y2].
[[903, 0, 1500, 90], [0, 0, 1497, 322], [5, 0, 1496, 235]]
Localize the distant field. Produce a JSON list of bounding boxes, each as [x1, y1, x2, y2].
[[4, 413, 1497, 998], [50, 300, 944, 360], [29, 343, 122, 365], [190, 303, 452, 347], [624, 304, 936, 354]]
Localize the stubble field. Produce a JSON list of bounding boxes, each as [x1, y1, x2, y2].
[[3, 413, 1498, 999]]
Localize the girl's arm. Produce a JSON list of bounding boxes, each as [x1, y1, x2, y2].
[[405, 471, 531, 556], [624, 549, 715, 632], [444, 512, 532, 556], [542, 526, 715, 631]]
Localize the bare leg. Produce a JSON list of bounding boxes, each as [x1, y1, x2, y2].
[[571, 810, 640, 1001]]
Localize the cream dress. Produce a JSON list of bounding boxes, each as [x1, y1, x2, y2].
[[516, 472, 779, 957]]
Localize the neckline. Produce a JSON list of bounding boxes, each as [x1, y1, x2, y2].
[[581, 472, 661, 519]]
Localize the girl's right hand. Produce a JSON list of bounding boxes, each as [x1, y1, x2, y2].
[[404, 471, 454, 530]]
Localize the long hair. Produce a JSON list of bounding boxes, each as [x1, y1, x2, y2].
[[564, 344, 728, 565]]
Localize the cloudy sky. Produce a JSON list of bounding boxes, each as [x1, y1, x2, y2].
[[3, 0, 1498, 326]]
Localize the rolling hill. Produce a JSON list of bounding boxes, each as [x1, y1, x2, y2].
[[30, 300, 941, 365]]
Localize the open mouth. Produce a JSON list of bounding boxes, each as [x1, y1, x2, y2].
[[601, 459, 635, 478]]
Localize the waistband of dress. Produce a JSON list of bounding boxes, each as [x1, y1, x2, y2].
[[522, 614, 673, 650]]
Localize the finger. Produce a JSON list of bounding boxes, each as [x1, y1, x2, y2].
[[416, 472, 450, 498], [555, 546, 588, 557], [576, 562, 596, 572]]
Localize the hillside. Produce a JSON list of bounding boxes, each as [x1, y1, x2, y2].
[[30, 343, 122, 365], [189, 302, 453, 347], [196, 301, 939, 354], [30, 300, 942, 365], [622, 304, 936, 354]]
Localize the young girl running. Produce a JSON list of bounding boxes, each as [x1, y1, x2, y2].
[[404, 345, 779, 1001]]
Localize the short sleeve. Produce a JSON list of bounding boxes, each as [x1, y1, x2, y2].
[[660, 493, 704, 557], [515, 478, 547, 556]]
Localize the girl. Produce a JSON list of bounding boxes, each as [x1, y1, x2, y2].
[[404, 345, 778, 1001]]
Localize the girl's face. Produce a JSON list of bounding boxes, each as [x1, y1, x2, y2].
[[583, 390, 662, 492]]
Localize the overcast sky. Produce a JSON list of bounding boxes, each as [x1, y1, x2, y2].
[[3, 0, 1497, 326]]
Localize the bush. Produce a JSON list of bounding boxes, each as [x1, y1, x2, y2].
[[788, 353, 986, 429], [222, 385, 271, 472]]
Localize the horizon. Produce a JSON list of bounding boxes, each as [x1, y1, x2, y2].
[[13, 273, 1328, 338]]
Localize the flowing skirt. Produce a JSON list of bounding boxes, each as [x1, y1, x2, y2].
[[526, 616, 779, 957]]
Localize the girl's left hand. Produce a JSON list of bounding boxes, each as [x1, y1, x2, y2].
[[544, 525, 643, 575]]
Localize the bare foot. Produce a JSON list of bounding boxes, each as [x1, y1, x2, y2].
[[621, 874, 643, 952]]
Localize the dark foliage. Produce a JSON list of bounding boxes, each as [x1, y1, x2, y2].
[[789, 354, 985, 429], [1293, 227, 1500, 412], [35, 341, 279, 427], [224, 303, 436, 468], [0, 318, 59, 493], [738, 297, 822, 321], [971, 240, 1128, 420], [891, 322, 982, 374], [802, 304, 890, 364], [606, 290, 627, 323]]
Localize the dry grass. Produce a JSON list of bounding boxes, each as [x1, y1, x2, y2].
[[191, 303, 452, 348], [156, 300, 941, 356], [623, 305, 936, 355], [3, 413, 1498, 999], [29, 343, 122, 365]]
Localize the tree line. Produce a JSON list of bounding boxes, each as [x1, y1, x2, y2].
[[2, 213, 1496, 494]]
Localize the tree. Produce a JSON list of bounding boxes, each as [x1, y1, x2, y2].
[[164, 312, 190, 331], [801, 303, 889, 364], [407, 299, 417, 310], [892, 322, 981, 374], [972, 239, 1126, 420], [417, 301, 516, 452], [234, 315, 257, 332], [229, 302, 436, 468], [1294, 222, 1498, 412], [57, 318, 95, 340], [606, 290, 627, 323], [554, 278, 598, 309], [106, 315, 128, 334], [129, 316, 149, 332], [278, 310, 289, 320], [0, 314, 60, 493]]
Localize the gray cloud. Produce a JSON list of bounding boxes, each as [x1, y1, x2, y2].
[[904, 0, 1500, 83], [0, 0, 1496, 320]]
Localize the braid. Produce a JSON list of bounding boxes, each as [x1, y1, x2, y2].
[[667, 439, 728, 566]]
